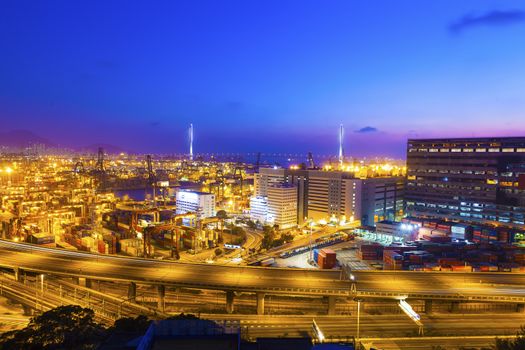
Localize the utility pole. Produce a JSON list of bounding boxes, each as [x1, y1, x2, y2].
[[356, 299, 361, 342]]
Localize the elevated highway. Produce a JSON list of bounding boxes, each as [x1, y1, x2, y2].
[[351, 270, 525, 303], [2, 240, 525, 315], [0, 240, 348, 297]]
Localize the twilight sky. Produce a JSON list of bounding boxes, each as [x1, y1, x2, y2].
[[1, 0, 525, 157]]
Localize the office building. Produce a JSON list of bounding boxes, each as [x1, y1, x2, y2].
[[176, 190, 216, 219], [255, 168, 309, 224], [250, 185, 298, 229], [254, 168, 288, 197], [249, 196, 269, 224], [406, 137, 525, 230], [266, 184, 298, 229], [254, 168, 403, 226], [307, 170, 357, 221]]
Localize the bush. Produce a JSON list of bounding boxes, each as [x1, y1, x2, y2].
[[0, 305, 106, 349], [281, 233, 294, 243]]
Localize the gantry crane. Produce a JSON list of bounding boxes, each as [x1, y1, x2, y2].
[[308, 152, 319, 169], [146, 155, 157, 207], [91, 147, 107, 189], [142, 212, 197, 259], [233, 165, 244, 196], [96, 147, 105, 172]]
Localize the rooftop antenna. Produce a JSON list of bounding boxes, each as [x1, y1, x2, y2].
[[338, 124, 344, 167], [189, 123, 194, 161]]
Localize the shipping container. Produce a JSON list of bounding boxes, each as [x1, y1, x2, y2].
[[28, 233, 55, 245], [313, 249, 319, 263]]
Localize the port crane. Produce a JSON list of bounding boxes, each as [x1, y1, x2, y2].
[[146, 155, 157, 207]]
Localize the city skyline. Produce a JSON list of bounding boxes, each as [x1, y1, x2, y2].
[[2, 1, 525, 157], [2, 2, 525, 349]]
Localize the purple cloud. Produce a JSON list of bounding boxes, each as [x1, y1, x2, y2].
[[355, 126, 378, 133], [449, 10, 525, 34]]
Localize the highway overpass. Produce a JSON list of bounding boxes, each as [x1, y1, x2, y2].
[[2, 240, 525, 315]]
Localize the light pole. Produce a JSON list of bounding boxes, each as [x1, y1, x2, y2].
[[308, 219, 314, 263], [356, 299, 361, 342], [40, 274, 44, 293]]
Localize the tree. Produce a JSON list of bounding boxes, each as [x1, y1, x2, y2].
[[246, 220, 256, 229], [231, 226, 247, 244], [281, 232, 294, 243], [0, 305, 105, 349], [261, 225, 275, 249], [216, 210, 228, 220], [271, 238, 285, 247], [110, 315, 150, 334], [494, 325, 525, 350], [231, 226, 245, 236]]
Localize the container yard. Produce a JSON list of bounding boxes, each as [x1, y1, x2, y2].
[[351, 217, 525, 272]]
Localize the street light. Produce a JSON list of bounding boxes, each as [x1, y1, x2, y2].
[[356, 299, 361, 342], [40, 274, 45, 293]]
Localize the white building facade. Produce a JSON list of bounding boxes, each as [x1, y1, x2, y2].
[[250, 196, 269, 224], [267, 184, 298, 229], [176, 190, 216, 218], [249, 185, 298, 229]]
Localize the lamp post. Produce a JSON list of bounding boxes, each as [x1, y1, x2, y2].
[[40, 274, 44, 293], [350, 273, 360, 347], [308, 219, 314, 263], [356, 299, 361, 342]]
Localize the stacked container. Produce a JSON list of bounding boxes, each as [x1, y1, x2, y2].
[[318, 248, 337, 269], [358, 243, 383, 260], [383, 250, 403, 270]]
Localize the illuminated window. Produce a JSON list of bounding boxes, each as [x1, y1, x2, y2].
[[440, 149, 449, 152], [476, 148, 486, 152], [502, 148, 514, 152], [429, 149, 438, 152], [517, 148, 525, 152], [451, 148, 461, 152], [463, 148, 473, 152], [486, 179, 498, 185], [489, 148, 500, 152]]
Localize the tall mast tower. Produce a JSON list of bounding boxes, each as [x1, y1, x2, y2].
[[189, 123, 194, 161], [338, 124, 344, 167]]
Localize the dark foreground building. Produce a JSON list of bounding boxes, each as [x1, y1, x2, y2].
[[405, 137, 525, 231]]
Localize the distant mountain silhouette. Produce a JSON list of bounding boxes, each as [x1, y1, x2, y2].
[[0, 130, 127, 154], [0, 130, 55, 148]]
